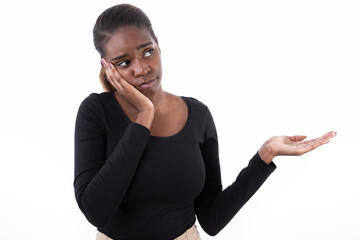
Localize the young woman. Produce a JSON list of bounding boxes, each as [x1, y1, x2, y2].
[[74, 4, 336, 240]]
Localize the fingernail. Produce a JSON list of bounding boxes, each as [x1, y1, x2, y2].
[[100, 58, 105, 66], [108, 62, 112, 69]]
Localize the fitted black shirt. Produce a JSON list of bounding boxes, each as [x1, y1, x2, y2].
[[74, 92, 276, 240]]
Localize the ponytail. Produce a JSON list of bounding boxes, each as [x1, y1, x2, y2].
[[99, 67, 116, 92]]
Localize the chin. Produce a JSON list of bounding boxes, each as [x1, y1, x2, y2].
[[141, 77, 162, 95]]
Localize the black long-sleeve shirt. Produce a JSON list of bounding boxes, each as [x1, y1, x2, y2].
[[74, 92, 276, 240]]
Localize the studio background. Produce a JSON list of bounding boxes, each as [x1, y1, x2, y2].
[[0, 0, 359, 239]]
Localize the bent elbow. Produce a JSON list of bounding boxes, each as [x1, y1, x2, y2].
[[203, 227, 220, 237], [78, 203, 112, 228], [85, 213, 110, 228], [198, 221, 221, 237], [76, 194, 112, 228]]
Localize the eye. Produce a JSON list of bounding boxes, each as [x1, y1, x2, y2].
[[144, 48, 154, 57], [116, 60, 130, 67]]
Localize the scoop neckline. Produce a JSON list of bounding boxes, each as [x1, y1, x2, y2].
[[111, 91, 191, 141]]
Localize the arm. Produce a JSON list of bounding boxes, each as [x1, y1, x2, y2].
[[195, 108, 336, 236], [75, 59, 155, 227], [74, 94, 151, 227], [74, 59, 155, 227], [194, 108, 275, 236]]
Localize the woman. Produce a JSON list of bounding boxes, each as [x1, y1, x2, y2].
[[74, 4, 336, 240]]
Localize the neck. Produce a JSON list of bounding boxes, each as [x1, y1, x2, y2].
[[113, 84, 168, 120], [143, 85, 167, 112]]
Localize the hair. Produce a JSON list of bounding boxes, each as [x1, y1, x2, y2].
[[93, 4, 157, 92]]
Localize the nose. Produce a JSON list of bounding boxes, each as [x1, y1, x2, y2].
[[133, 59, 151, 77]]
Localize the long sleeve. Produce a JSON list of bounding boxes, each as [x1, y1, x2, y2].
[[194, 107, 276, 236], [73, 94, 151, 227]]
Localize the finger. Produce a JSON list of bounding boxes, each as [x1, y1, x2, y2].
[[101, 58, 124, 92], [106, 60, 128, 88], [306, 131, 336, 146], [110, 63, 126, 85], [109, 73, 124, 93], [296, 134, 334, 154], [287, 135, 307, 142], [297, 131, 336, 145], [101, 58, 130, 88], [100, 58, 106, 68], [321, 131, 337, 140]]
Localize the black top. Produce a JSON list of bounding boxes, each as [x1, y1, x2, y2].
[[74, 92, 276, 240]]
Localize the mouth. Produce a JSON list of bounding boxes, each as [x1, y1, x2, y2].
[[138, 78, 156, 89]]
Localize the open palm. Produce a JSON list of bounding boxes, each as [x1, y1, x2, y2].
[[259, 131, 336, 164]]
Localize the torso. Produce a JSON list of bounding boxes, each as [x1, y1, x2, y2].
[[114, 91, 188, 137]]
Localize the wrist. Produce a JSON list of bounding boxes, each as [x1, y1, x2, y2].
[[259, 142, 276, 165], [135, 110, 154, 130]]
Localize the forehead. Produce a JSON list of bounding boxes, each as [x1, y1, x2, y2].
[[104, 27, 155, 58]]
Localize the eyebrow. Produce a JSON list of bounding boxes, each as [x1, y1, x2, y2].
[[111, 42, 153, 61]]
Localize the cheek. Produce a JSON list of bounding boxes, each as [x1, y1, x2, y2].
[[152, 58, 162, 75]]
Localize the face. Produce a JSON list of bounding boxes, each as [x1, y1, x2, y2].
[[103, 27, 162, 94]]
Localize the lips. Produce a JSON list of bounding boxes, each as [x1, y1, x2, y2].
[[138, 78, 156, 89]]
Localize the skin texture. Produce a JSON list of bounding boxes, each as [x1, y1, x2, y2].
[[100, 26, 336, 164]]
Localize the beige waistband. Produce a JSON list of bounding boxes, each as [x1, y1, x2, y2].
[[174, 224, 202, 240], [96, 231, 112, 240], [96, 224, 202, 240]]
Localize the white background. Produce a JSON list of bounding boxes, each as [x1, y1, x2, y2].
[[0, 0, 359, 239]]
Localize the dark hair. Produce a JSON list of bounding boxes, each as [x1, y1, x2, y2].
[[93, 4, 157, 92]]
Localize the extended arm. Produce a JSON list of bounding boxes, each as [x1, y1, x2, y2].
[[194, 108, 335, 236], [194, 108, 275, 236]]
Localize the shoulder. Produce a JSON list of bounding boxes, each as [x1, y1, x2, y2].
[[76, 92, 115, 122], [181, 96, 213, 125], [181, 96, 209, 112], [80, 92, 112, 105], [181, 97, 217, 139], [78, 92, 114, 111]]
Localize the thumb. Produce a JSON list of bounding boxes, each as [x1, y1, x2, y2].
[[288, 135, 307, 142]]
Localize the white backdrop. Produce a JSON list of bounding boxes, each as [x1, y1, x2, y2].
[[0, 0, 359, 239]]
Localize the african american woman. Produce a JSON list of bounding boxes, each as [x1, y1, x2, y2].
[[73, 4, 336, 240]]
